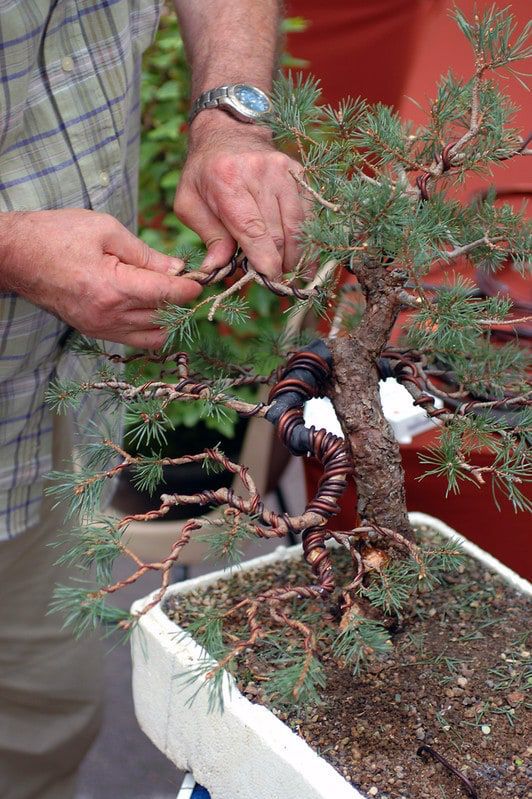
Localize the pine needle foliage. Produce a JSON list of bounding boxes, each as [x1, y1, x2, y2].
[[46, 467, 109, 520], [188, 337, 249, 380], [131, 457, 165, 495], [45, 378, 83, 414], [197, 378, 235, 426], [419, 415, 532, 511], [78, 428, 121, 471], [180, 607, 227, 661], [173, 609, 233, 714], [65, 334, 108, 358], [269, 71, 323, 142], [211, 295, 250, 327], [50, 584, 133, 639], [175, 658, 233, 715], [361, 542, 465, 614], [158, 303, 200, 348], [454, 5, 531, 69], [198, 521, 253, 566], [200, 447, 229, 475], [332, 615, 392, 676], [52, 518, 124, 584], [406, 276, 513, 355], [262, 652, 326, 709], [124, 398, 174, 449]]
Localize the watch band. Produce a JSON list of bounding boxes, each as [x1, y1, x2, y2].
[[188, 84, 272, 126], [189, 86, 231, 126]]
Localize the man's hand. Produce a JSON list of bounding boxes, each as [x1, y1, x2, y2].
[[0, 209, 201, 349], [174, 112, 308, 279], [172, 0, 309, 279]]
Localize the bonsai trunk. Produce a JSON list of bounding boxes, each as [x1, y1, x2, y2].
[[328, 265, 413, 540]]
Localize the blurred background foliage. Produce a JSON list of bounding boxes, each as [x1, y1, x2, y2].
[[133, 10, 308, 440]]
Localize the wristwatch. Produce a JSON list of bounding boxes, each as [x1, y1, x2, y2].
[[188, 83, 272, 126]]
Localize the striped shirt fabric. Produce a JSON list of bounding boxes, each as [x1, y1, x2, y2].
[[0, 0, 161, 538]]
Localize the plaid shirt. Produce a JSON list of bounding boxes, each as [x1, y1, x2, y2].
[[0, 0, 161, 538]]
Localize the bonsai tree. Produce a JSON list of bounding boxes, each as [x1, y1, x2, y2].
[[49, 6, 531, 705]]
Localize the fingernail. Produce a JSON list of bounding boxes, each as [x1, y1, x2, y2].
[[168, 258, 185, 276], [201, 256, 218, 273]]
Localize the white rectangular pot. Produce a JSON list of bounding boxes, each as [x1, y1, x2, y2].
[[130, 513, 531, 799]]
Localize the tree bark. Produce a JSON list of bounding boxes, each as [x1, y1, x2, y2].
[[328, 265, 414, 540]]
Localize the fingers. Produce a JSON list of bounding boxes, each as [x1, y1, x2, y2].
[[214, 188, 283, 279], [114, 261, 202, 308], [104, 221, 184, 275], [120, 329, 168, 350], [275, 181, 307, 272], [174, 147, 311, 279], [120, 308, 162, 328], [253, 188, 286, 268], [174, 197, 236, 272], [80, 258, 202, 348]]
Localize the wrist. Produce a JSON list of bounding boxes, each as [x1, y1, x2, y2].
[[189, 82, 273, 136], [0, 211, 28, 273], [188, 109, 273, 149]]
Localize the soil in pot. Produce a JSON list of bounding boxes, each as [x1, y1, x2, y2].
[[113, 418, 248, 521], [166, 528, 531, 799]]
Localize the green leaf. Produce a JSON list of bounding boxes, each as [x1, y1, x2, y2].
[[156, 81, 181, 101], [147, 118, 180, 141], [160, 169, 180, 190]]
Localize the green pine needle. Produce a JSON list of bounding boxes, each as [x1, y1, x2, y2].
[[124, 398, 173, 449], [332, 615, 392, 676], [270, 71, 322, 142], [65, 334, 107, 357], [45, 468, 107, 520], [52, 517, 124, 584], [45, 379, 83, 414], [158, 303, 200, 348], [50, 584, 133, 639], [130, 457, 165, 495], [263, 653, 326, 708], [198, 521, 251, 566], [209, 295, 250, 327]]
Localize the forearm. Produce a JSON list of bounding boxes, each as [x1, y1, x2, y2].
[[173, 0, 281, 98], [0, 211, 27, 290]]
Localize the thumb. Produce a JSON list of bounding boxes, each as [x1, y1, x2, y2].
[[174, 198, 236, 273], [105, 224, 184, 275], [202, 235, 237, 272]]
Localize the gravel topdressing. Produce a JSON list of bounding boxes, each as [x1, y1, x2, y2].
[[166, 529, 531, 799]]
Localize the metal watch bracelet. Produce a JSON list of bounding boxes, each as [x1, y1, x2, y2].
[[188, 86, 230, 126]]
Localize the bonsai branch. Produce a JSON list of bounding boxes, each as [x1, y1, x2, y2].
[[289, 169, 341, 212]]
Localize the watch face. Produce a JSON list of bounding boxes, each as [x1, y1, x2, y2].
[[233, 84, 271, 115]]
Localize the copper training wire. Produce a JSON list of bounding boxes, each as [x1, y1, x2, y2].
[[128, 343, 354, 597], [265, 343, 354, 595]]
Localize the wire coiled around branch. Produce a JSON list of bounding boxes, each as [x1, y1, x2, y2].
[[265, 340, 354, 595]]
